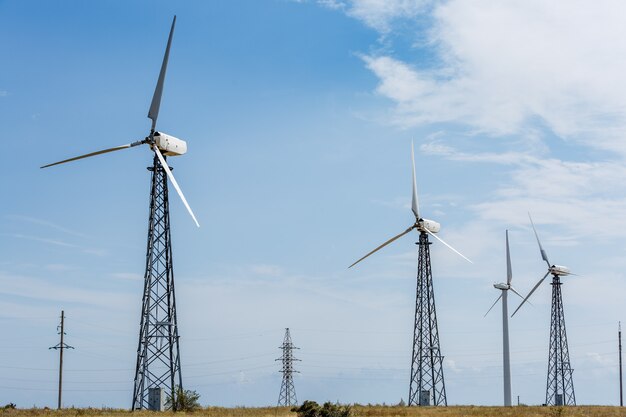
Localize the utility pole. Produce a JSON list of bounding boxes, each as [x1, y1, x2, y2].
[[276, 328, 300, 407], [617, 321, 624, 407], [49, 310, 74, 410]]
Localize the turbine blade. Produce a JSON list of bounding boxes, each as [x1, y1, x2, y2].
[[148, 15, 176, 131], [425, 229, 473, 264], [349, 225, 415, 269], [506, 229, 512, 285], [41, 144, 134, 168], [411, 140, 420, 220], [484, 293, 503, 317], [511, 270, 550, 317], [509, 286, 525, 300], [528, 212, 551, 267], [153, 146, 200, 228]]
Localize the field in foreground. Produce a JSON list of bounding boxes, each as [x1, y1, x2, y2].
[[1, 406, 626, 417]]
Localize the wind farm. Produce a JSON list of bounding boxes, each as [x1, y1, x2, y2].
[[1, 0, 625, 412]]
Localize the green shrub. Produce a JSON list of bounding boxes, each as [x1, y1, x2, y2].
[[166, 386, 201, 411], [292, 401, 351, 417]]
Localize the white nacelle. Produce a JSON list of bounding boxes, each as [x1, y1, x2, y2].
[[154, 132, 187, 156], [494, 282, 509, 290], [419, 218, 441, 234], [550, 265, 570, 276]]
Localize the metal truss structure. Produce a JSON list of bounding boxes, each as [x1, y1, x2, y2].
[[408, 232, 447, 406], [132, 155, 183, 410], [546, 276, 576, 406], [277, 328, 300, 407]]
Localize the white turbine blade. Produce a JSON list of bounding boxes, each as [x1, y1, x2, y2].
[[349, 225, 415, 269], [506, 229, 512, 285], [509, 286, 525, 300], [425, 229, 473, 264], [148, 16, 176, 131], [484, 293, 502, 317], [511, 270, 550, 317], [411, 140, 420, 220], [153, 146, 200, 228], [528, 212, 551, 267], [41, 144, 134, 169]]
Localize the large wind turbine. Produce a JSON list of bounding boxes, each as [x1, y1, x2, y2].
[[41, 16, 197, 410], [350, 142, 471, 407], [484, 230, 524, 407], [511, 214, 576, 406]]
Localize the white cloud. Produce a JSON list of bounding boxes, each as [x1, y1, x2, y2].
[[354, 1, 626, 154], [315, 0, 432, 32], [419, 140, 626, 240]]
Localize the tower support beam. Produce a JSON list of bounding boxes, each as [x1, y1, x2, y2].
[[409, 232, 447, 406], [546, 276, 575, 406], [132, 155, 182, 410]]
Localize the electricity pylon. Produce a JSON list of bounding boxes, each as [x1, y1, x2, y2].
[[277, 328, 300, 406]]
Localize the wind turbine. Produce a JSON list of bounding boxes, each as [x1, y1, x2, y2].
[[484, 230, 524, 407], [511, 214, 576, 406], [350, 142, 471, 407], [41, 16, 196, 410]]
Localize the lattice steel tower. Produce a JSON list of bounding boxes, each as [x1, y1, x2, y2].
[[349, 143, 471, 407], [277, 328, 300, 406], [132, 155, 183, 410], [511, 214, 577, 407], [408, 232, 446, 406], [546, 276, 576, 406]]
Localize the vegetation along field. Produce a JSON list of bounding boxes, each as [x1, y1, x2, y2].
[[2, 406, 626, 417]]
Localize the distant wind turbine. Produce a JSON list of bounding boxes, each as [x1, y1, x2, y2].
[[511, 214, 576, 406], [484, 230, 524, 407]]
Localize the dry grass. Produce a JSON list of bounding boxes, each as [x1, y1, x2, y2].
[[1, 406, 626, 417]]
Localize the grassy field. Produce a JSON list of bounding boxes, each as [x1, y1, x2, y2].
[[1, 406, 626, 417]]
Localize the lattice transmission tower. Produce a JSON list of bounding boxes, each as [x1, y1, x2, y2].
[[277, 328, 300, 406], [408, 232, 447, 406], [132, 155, 183, 410], [546, 276, 576, 406]]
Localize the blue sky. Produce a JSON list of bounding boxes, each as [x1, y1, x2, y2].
[[0, 0, 624, 408]]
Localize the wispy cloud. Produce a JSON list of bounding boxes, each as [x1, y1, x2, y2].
[[420, 141, 626, 240], [9, 233, 77, 248], [249, 264, 284, 277], [0, 272, 134, 308], [111, 272, 142, 281], [7, 215, 88, 238]]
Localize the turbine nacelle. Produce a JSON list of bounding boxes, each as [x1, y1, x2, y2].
[[550, 265, 570, 276], [153, 132, 187, 156], [416, 218, 440, 234], [494, 282, 509, 290]]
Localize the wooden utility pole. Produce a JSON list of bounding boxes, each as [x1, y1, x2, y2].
[[49, 310, 74, 409]]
